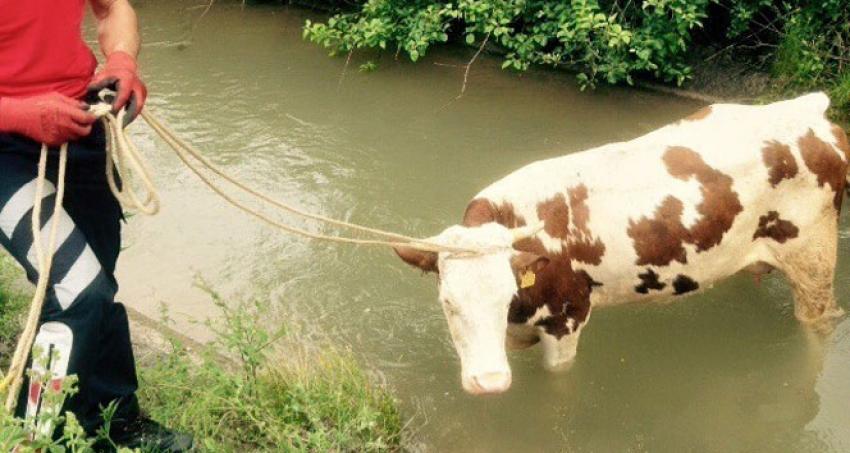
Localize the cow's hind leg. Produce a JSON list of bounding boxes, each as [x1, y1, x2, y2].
[[777, 215, 844, 329]]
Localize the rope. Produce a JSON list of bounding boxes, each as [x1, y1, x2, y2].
[[139, 110, 482, 255], [103, 106, 160, 216], [1, 103, 501, 412]]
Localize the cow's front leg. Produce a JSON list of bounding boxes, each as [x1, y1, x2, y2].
[[532, 286, 593, 371], [535, 304, 590, 371], [540, 331, 580, 371]]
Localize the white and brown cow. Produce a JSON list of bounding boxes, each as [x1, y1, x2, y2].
[[396, 92, 849, 395]]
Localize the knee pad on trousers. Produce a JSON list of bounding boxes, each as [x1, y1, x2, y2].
[[25, 321, 73, 436]]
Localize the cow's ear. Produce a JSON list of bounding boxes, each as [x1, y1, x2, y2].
[[510, 251, 549, 274], [394, 246, 439, 273]]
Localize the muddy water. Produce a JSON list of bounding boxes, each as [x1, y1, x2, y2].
[[105, 1, 850, 451]]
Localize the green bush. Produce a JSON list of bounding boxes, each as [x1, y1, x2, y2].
[[768, 1, 850, 116], [304, 0, 710, 87], [302, 0, 850, 117]]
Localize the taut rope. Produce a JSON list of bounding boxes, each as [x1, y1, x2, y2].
[[139, 110, 477, 254], [1, 103, 488, 411]]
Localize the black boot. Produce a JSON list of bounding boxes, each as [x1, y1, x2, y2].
[[107, 414, 194, 452]]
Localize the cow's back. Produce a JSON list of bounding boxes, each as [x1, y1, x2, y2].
[[469, 93, 849, 309]]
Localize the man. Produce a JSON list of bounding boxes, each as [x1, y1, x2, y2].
[[0, 0, 192, 449]]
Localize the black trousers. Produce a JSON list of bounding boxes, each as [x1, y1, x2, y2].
[[0, 122, 139, 435]]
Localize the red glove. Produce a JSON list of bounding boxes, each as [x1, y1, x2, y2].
[[87, 51, 147, 126], [0, 93, 96, 146]]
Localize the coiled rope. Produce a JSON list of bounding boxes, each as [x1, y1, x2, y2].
[[1, 103, 490, 412]]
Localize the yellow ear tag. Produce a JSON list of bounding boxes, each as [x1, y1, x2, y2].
[[520, 270, 536, 289]]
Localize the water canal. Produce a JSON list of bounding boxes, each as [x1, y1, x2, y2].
[[107, 2, 850, 451]]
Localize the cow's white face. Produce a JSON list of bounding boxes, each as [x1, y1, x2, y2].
[[395, 223, 548, 395]]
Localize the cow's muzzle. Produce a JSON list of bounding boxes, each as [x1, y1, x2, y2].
[[463, 371, 512, 395]]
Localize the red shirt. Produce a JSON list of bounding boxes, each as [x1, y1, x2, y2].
[[0, 0, 97, 99]]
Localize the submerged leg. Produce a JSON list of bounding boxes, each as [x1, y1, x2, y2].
[[506, 323, 539, 350], [538, 314, 589, 371], [540, 331, 581, 371]]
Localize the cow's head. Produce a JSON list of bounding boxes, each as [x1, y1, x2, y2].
[[395, 223, 549, 395]]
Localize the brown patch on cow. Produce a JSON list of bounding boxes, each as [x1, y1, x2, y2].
[[565, 185, 606, 265], [672, 275, 699, 295], [463, 199, 546, 252], [566, 241, 605, 266], [567, 185, 591, 233], [508, 236, 595, 339], [831, 123, 850, 161], [525, 185, 606, 265], [635, 269, 665, 294], [494, 202, 527, 228], [536, 268, 594, 337], [752, 211, 799, 243], [509, 237, 550, 324], [466, 191, 604, 338], [517, 189, 601, 336], [463, 199, 527, 228], [664, 146, 743, 251], [628, 196, 689, 266], [536, 193, 570, 239], [628, 147, 743, 266], [761, 140, 798, 187], [683, 106, 712, 122], [799, 128, 848, 210]]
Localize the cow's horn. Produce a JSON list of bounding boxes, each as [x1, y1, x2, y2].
[[511, 223, 544, 243]]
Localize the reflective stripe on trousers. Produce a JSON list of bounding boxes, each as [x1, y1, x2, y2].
[[0, 126, 139, 436]]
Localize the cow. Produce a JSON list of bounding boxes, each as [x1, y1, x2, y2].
[[395, 92, 849, 395]]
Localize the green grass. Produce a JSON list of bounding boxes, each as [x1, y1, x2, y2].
[[138, 291, 404, 452], [0, 256, 29, 372], [0, 263, 405, 451], [139, 345, 403, 451]]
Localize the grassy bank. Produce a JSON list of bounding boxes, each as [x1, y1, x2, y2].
[[138, 290, 404, 451], [296, 0, 849, 121], [0, 263, 404, 451], [0, 255, 28, 373]]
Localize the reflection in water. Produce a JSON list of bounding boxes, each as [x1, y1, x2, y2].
[[806, 319, 850, 451], [104, 1, 850, 451]]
